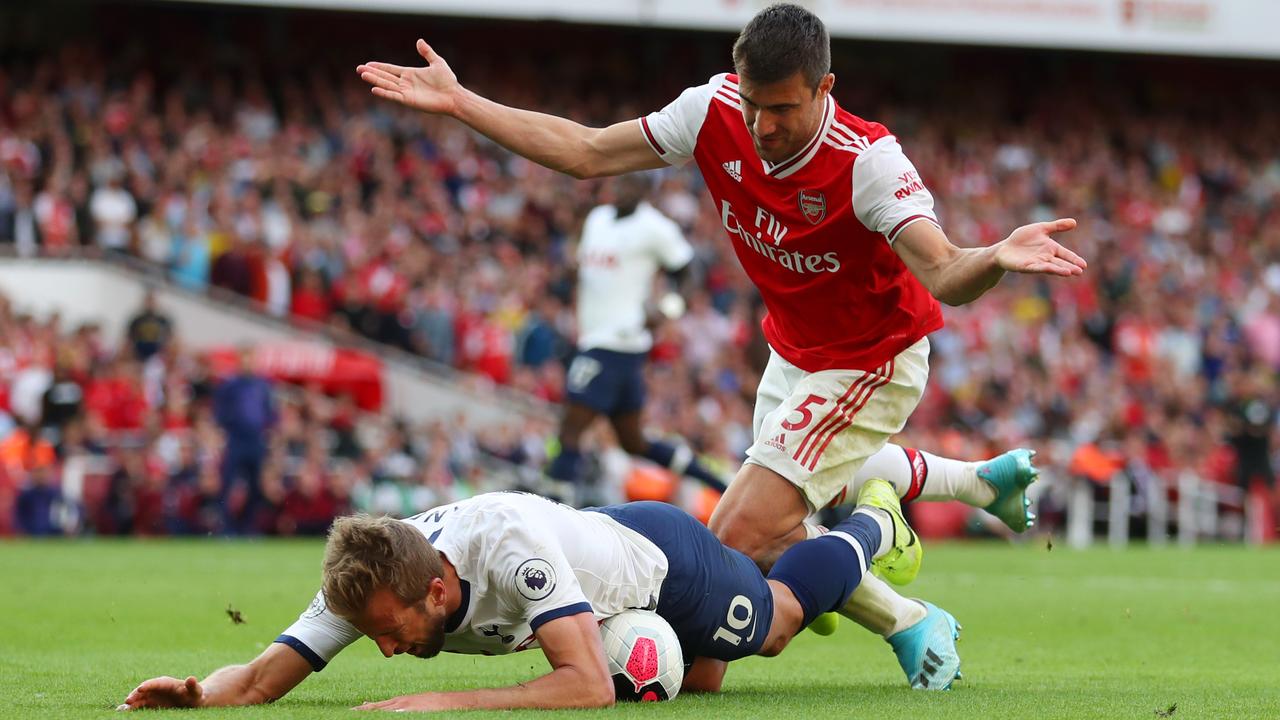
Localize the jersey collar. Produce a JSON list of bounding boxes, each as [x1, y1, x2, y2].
[[761, 94, 834, 181], [445, 577, 472, 633]]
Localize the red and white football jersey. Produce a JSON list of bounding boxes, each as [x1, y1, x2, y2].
[[640, 73, 943, 373]]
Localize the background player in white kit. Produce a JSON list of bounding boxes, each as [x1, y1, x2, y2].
[[547, 173, 728, 502], [354, 2, 1085, 690], [119, 487, 922, 711]]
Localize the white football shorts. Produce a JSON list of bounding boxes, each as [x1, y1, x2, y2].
[[745, 337, 930, 511]]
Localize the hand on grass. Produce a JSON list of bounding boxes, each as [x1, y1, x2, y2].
[[117, 675, 203, 710]]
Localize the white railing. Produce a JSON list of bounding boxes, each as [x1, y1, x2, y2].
[[1065, 471, 1256, 548]]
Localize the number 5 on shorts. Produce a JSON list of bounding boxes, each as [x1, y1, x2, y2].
[[781, 394, 828, 432]]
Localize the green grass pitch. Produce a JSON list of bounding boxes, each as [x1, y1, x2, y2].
[[3, 540, 1278, 719]]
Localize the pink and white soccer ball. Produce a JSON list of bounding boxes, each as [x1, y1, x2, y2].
[[600, 609, 684, 702]]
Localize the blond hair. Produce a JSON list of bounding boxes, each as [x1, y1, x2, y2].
[[322, 515, 443, 618]]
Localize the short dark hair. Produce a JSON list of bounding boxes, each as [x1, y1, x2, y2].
[[732, 3, 830, 89]]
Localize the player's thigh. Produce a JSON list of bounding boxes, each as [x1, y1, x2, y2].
[[557, 402, 599, 446], [751, 348, 807, 440], [593, 501, 775, 663], [708, 462, 810, 559], [564, 349, 621, 415], [658, 508, 775, 663], [745, 339, 930, 511], [613, 352, 648, 416]]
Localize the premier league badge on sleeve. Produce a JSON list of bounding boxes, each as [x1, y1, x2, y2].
[[303, 591, 327, 618], [514, 559, 557, 601]]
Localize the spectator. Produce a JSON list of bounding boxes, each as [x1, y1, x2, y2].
[[40, 359, 84, 436], [212, 347, 277, 534], [126, 290, 173, 362], [88, 172, 136, 253], [14, 465, 65, 536], [278, 462, 343, 536]]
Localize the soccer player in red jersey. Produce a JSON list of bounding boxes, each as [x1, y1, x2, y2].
[[357, 3, 1085, 690]]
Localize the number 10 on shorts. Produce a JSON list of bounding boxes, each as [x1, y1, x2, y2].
[[712, 595, 755, 646]]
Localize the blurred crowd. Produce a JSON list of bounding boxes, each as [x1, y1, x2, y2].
[[1, 6, 1279, 537], [0, 290, 558, 537]]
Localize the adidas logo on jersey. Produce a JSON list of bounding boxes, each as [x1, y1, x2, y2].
[[764, 433, 787, 452], [722, 160, 742, 182]]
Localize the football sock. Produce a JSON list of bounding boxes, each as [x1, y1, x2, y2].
[[767, 512, 882, 627], [644, 440, 728, 493], [848, 443, 996, 507], [838, 573, 928, 637], [910, 448, 995, 506], [546, 447, 584, 484], [845, 507, 893, 556]]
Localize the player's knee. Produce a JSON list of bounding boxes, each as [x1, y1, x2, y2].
[[618, 435, 648, 456], [758, 634, 790, 657], [710, 513, 778, 563]]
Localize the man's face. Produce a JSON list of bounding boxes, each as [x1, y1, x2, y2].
[[612, 175, 650, 213], [736, 71, 834, 164], [355, 584, 449, 660]]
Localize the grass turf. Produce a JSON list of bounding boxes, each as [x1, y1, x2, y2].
[[2, 539, 1278, 720]]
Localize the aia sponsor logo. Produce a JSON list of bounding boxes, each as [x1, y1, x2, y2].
[[798, 189, 826, 225], [581, 250, 619, 269], [894, 171, 925, 201]]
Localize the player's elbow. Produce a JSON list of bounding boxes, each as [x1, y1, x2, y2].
[[562, 156, 605, 180], [564, 130, 614, 180]]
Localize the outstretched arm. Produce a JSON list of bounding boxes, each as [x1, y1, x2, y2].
[[354, 612, 614, 712], [118, 643, 313, 710], [357, 40, 664, 179], [893, 218, 1086, 306]]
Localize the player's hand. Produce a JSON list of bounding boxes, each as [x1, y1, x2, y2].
[[354, 692, 448, 712], [117, 675, 204, 710], [357, 40, 463, 116], [994, 218, 1086, 277]]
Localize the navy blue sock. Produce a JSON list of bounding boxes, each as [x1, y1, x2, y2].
[[546, 447, 584, 484], [767, 513, 882, 626], [643, 441, 728, 493]]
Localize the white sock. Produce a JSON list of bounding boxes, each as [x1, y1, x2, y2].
[[838, 573, 927, 637], [846, 443, 996, 507], [914, 448, 995, 506]]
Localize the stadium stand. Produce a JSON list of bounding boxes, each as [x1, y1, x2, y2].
[[1, 2, 1278, 539]]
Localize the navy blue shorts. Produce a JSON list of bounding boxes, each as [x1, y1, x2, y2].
[[565, 348, 647, 416], [591, 502, 774, 665]]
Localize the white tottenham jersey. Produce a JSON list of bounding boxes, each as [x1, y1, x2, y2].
[[576, 202, 693, 354], [276, 493, 669, 670]]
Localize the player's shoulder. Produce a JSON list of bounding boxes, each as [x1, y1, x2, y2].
[[584, 204, 615, 227], [688, 73, 737, 107], [462, 490, 571, 523], [825, 102, 895, 157]]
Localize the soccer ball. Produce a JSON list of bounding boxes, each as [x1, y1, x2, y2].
[[599, 609, 684, 702]]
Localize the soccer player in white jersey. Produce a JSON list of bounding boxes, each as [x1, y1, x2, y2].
[[548, 173, 728, 501], [120, 487, 921, 711], [354, 3, 1085, 689]]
